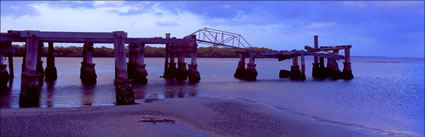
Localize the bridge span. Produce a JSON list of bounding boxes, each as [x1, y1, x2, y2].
[[0, 28, 353, 104]]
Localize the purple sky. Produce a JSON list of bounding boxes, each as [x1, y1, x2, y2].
[[1, 1, 424, 58]]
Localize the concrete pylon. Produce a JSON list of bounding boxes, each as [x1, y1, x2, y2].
[[132, 43, 148, 83], [188, 42, 200, 83], [176, 52, 188, 81], [312, 35, 320, 78], [80, 42, 97, 84], [290, 56, 302, 80], [341, 46, 354, 80], [44, 42, 57, 81], [234, 54, 246, 79], [113, 31, 134, 105], [245, 56, 258, 80], [327, 50, 342, 79]]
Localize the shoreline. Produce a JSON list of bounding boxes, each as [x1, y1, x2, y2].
[[0, 96, 411, 137]]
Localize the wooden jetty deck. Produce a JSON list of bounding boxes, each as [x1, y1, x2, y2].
[[0, 28, 353, 105]]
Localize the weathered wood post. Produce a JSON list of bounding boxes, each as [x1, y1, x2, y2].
[[36, 42, 44, 78], [132, 43, 148, 83], [327, 50, 342, 79], [113, 31, 134, 105], [44, 42, 57, 81], [300, 50, 306, 80], [318, 56, 328, 79], [341, 46, 354, 80], [163, 33, 171, 78], [176, 49, 188, 81], [245, 56, 258, 80], [168, 47, 177, 78], [20, 35, 43, 106], [234, 54, 246, 79], [290, 53, 302, 80], [188, 41, 201, 83], [312, 35, 320, 78], [80, 42, 97, 84]]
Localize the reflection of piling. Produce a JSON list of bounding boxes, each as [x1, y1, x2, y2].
[[44, 42, 57, 81], [234, 54, 246, 79], [80, 42, 97, 84], [187, 36, 200, 83], [245, 56, 258, 80], [290, 56, 302, 80], [113, 31, 135, 105], [341, 46, 354, 80], [312, 35, 320, 78]]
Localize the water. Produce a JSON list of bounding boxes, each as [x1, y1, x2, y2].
[[1, 57, 424, 136]]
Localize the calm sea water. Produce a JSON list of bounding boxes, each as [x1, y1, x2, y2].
[[1, 57, 424, 136]]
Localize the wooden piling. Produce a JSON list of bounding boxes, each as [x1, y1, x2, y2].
[[80, 42, 96, 84], [290, 55, 302, 80], [132, 43, 148, 83], [23, 37, 40, 77], [176, 52, 188, 81]]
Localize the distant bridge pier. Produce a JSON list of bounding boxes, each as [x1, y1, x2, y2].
[[327, 50, 342, 79], [188, 43, 200, 83], [45, 42, 57, 82], [80, 42, 97, 84], [290, 55, 303, 80], [176, 52, 188, 81], [131, 43, 148, 83], [342, 46, 354, 80], [234, 54, 246, 79], [113, 31, 135, 105], [312, 35, 320, 78], [245, 56, 258, 80]]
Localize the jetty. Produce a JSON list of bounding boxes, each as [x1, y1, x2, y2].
[[0, 28, 353, 105]]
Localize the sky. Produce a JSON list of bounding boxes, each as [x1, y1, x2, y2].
[[1, 1, 424, 58]]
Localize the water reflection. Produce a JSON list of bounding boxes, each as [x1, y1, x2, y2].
[[164, 79, 198, 98], [46, 81, 55, 107], [81, 84, 95, 106]]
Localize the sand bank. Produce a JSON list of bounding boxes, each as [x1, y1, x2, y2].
[[1, 97, 400, 137]]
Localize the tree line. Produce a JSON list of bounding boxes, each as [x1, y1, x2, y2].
[[11, 45, 274, 58]]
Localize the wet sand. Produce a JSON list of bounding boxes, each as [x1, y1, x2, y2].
[[0, 97, 406, 137]]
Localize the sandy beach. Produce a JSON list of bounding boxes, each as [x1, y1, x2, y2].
[[1, 96, 410, 137]]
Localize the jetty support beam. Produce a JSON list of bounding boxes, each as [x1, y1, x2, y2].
[[188, 42, 200, 83], [245, 56, 258, 80], [21, 36, 42, 103], [45, 42, 57, 81], [36, 42, 44, 78], [300, 51, 306, 80], [290, 55, 302, 80], [0, 51, 9, 88], [80, 42, 97, 84], [113, 31, 134, 105], [341, 46, 354, 80]]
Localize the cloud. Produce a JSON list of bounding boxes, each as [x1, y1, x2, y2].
[[305, 22, 335, 29], [92, 1, 125, 7]]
